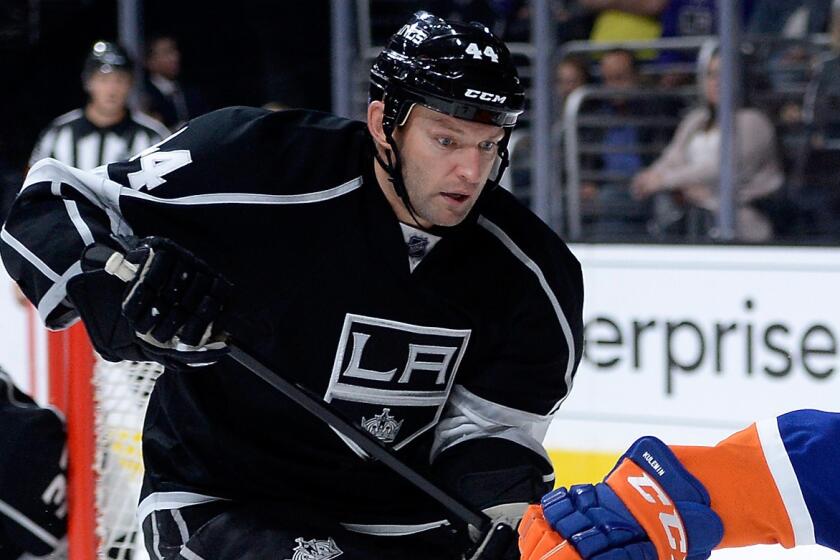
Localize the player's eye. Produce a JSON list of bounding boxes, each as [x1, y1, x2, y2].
[[437, 137, 455, 148], [479, 140, 497, 153]]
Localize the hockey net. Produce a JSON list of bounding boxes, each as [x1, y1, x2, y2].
[[48, 324, 162, 559]]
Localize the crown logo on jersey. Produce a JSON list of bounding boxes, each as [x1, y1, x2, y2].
[[361, 408, 404, 444], [286, 537, 343, 560]]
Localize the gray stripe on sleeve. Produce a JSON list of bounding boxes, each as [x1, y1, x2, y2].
[[431, 385, 552, 463]]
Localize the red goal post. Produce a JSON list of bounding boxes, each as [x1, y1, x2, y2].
[[46, 322, 161, 559]]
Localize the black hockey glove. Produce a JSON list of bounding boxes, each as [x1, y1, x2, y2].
[[110, 237, 232, 368]]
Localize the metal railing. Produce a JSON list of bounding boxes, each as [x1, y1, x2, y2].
[[562, 87, 698, 239], [552, 36, 714, 237]]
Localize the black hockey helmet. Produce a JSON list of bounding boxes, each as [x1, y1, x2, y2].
[[370, 11, 525, 131], [369, 11, 525, 227], [82, 41, 133, 82]]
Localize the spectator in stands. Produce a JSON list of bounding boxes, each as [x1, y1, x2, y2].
[[581, 0, 721, 87], [555, 55, 590, 109], [582, 49, 660, 236], [797, 0, 840, 157], [748, 0, 831, 36], [656, 0, 717, 87], [141, 35, 207, 130], [782, 2, 840, 237], [580, 0, 665, 51], [631, 53, 784, 242], [749, 0, 832, 104], [30, 41, 169, 171]]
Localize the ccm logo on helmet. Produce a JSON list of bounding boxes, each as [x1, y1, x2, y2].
[[464, 89, 507, 104]]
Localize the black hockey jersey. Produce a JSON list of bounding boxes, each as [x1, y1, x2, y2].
[[0, 367, 66, 559], [1, 107, 583, 534]]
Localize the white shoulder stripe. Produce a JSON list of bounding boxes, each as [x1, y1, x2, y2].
[[477, 216, 576, 413], [118, 175, 364, 206], [756, 418, 816, 545]]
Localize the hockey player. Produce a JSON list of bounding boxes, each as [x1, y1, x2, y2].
[[1, 12, 583, 560], [520, 409, 840, 559], [29, 40, 169, 171], [0, 367, 67, 560]]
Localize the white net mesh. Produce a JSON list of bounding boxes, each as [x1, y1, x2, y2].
[[93, 359, 163, 559]]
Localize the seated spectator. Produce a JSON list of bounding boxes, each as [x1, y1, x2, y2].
[[782, 8, 840, 238], [581, 49, 664, 237], [797, 4, 840, 159], [631, 53, 784, 242], [140, 35, 207, 130], [656, 0, 717, 87], [581, 0, 665, 52], [583, 0, 721, 87], [555, 55, 590, 110], [748, 0, 831, 105], [748, 0, 831, 36]]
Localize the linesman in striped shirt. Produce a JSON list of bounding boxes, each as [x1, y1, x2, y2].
[[29, 40, 169, 171]]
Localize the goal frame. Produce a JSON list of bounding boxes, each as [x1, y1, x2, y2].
[[48, 324, 97, 559]]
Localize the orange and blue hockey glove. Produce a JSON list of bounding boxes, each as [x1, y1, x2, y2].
[[519, 436, 723, 560]]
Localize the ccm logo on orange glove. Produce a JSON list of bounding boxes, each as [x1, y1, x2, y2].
[[518, 437, 722, 560], [609, 458, 687, 560]]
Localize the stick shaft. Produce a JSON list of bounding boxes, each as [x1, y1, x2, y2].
[[227, 345, 490, 532]]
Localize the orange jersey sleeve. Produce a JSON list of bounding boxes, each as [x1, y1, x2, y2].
[[671, 423, 795, 549]]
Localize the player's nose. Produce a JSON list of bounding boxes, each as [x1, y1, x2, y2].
[[454, 147, 482, 186]]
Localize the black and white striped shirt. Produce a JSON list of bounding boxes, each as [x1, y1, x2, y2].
[[29, 109, 169, 170]]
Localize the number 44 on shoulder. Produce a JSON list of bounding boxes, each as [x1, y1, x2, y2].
[[126, 127, 192, 190]]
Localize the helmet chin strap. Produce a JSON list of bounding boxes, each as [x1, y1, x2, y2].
[[373, 104, 515, 233], [373, 128, 429, 231]]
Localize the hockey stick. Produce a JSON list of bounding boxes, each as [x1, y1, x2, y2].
[[84, 244, 516, 559]]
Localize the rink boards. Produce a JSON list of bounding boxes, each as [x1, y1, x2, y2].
[[549, 243, 840, 459]]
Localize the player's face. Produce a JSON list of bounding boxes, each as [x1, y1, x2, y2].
[[87, 70, 132, 115], [395, 106, 504, 227]]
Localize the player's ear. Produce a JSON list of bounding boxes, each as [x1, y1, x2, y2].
[[367, 101, 389, 150]]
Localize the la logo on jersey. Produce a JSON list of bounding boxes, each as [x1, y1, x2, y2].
[[326, 314, 471, 452]]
